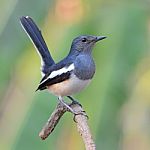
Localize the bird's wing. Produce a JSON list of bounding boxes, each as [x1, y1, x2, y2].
[[20, 16, 55, 75], [36, 63, 75, 91]]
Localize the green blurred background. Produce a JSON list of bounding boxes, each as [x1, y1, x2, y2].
[[0, 0, 150, 150]]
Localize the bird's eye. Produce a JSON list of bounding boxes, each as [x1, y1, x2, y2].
[[82, 38, 87, 42]]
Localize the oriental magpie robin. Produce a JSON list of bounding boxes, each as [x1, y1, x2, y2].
[[20, 16, 106, 114]]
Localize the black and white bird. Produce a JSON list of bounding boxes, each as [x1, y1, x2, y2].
[[20, 16, 106, 113]]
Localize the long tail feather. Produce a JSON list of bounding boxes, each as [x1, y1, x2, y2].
[[20, 16, 55, 74]]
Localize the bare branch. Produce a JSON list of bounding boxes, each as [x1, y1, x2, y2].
[[39, 102, 67, 139], [39, 102, 96, 150], [73, 105, 96, 150]]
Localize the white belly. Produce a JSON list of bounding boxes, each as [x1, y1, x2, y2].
[[47, 74, 91, 96]]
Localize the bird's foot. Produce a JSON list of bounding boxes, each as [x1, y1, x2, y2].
[[67, 96, 82, 107], [73, 111, 89, 122], [58, 97, 88, 122], [58, 97, 77, 114]]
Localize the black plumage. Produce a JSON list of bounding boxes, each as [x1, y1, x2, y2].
[[20, 16, 55, 74], [36, 71, 71, 91]]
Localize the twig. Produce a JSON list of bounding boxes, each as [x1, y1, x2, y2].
[[73, 104, 96, 150], [39, 102, 96, 150], [39, 102, 67, 139]]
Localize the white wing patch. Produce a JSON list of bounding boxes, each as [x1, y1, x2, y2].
[[41, 63, 75, 84]]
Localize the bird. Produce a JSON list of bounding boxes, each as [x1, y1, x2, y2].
[[20, 16, 106, 114]]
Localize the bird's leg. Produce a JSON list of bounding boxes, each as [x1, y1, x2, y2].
[[67, 96, 89, 121], [58, 97, 89, 121], [58, 96, 77, 114], [67, 96, 82, 107]]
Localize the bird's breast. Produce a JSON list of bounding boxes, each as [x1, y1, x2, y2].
[[74, 54, 95, 80], [47, 74, 91, 96]]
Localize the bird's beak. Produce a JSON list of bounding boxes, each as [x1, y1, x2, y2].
[[95, 36, 107, 42]]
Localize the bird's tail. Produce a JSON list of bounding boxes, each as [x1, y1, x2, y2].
[[20, 16, 55, 75]]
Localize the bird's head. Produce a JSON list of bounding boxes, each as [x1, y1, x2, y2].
[[69, 35, 106, 55]]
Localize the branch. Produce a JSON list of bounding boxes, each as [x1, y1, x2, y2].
[[39, 102, 96, 150], [39, 102, 67, 139]]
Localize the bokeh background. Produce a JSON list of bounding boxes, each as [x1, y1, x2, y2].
[[0, 0, 150, 150]]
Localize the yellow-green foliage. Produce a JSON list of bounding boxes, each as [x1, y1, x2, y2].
[[0, 0, 149, 150]]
